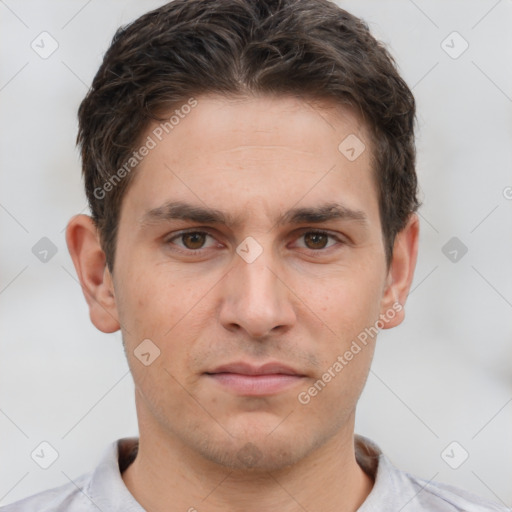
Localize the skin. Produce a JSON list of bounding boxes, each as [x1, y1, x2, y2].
[[66, 94, 419, 512]]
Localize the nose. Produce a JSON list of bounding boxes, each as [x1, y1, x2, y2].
[[218, 247, 296, 339]]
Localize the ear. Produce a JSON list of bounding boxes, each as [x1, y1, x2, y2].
[[379, 213, 419, 329], [65, 214, 120, 333]]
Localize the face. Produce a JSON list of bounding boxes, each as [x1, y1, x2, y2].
[[75, 94, 414, 471]]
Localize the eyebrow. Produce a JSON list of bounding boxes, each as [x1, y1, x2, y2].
[[140, 200, 368, 229]]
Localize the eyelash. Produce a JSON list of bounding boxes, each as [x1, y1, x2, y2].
[[165, 229, 345, 255]]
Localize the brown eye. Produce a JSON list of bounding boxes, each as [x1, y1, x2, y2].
[[166, 230, 220, 254], [181, 232, 207, 250], [303, 232, 329, 249]]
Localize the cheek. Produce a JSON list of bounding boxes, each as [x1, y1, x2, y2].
[[114, 263, 216, 373], [115, 262, 184, 333], [119, 275, 166, 332], [296, 277, 379, 416], [303, 264, 384, 336], [295, 265, 383, 397]]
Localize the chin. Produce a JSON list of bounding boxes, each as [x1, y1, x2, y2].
[[189, 424, 326, 473], [199, 440, 303, 472]]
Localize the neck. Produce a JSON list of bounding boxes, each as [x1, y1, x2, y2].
[[122, 414, 373, 512]]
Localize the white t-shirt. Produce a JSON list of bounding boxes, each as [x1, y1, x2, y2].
[[1, 435, 508, 511]]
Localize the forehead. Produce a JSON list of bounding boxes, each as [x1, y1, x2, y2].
[[121, 93, 379, 228], [157, 93, 370, 160]]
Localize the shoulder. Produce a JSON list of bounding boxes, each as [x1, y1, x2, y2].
[[391, 463, 509, 512], [0, 438, 139, 512], [355, 435, 509, 512], [0, 473, 93, 512]]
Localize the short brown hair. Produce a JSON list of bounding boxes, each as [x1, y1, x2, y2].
[[77, 0, 419, 271]]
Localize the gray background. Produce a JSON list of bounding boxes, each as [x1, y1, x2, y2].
[[1, 0, 511, 507]]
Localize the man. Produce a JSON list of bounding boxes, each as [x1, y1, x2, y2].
[[2, 0, 507, 510]]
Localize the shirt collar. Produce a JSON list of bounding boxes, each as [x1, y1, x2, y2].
[[86, 437, 144, 512], [354, 434, 426, 511]]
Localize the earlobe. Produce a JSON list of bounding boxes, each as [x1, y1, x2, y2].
[[380, 213, 420, 329], [65, 214, 121, 333]]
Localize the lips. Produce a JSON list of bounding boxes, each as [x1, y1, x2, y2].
[[206, 361, 304, 377], [205, 361, 306, 396]]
